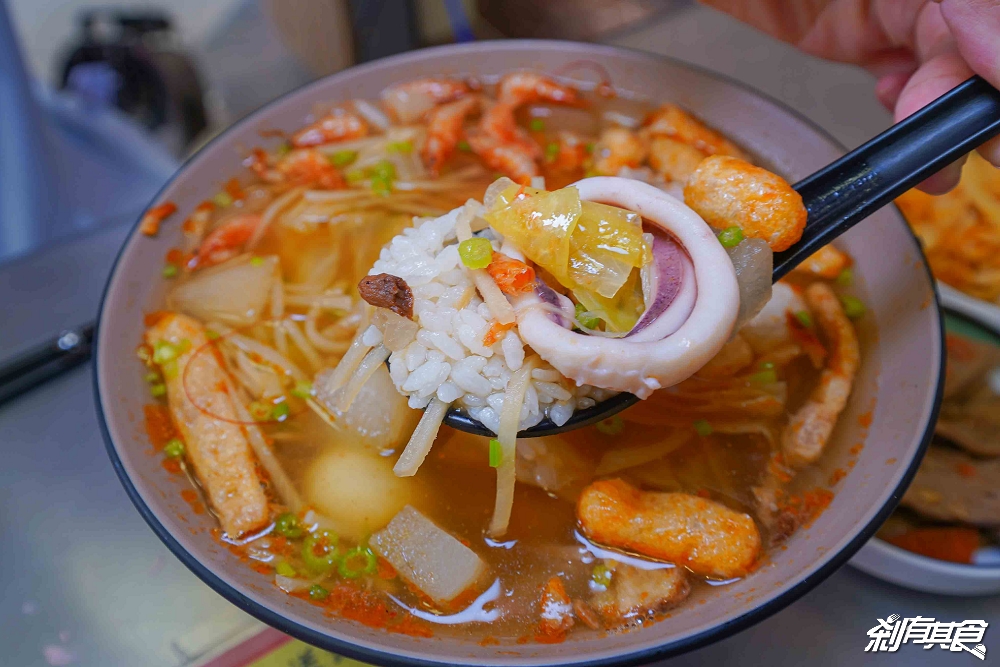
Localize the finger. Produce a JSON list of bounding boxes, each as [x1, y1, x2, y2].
[[916, 155, 966, 194], [893, 50, 974, 121], [941, 0, 1000, 91], [875, 71, 914, 111], [976, 136, 1000, 169]]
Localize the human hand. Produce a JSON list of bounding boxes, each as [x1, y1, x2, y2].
[[702, 0, 1000, 193]]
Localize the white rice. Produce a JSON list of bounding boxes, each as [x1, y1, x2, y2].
[[369, 201, 614, 432]]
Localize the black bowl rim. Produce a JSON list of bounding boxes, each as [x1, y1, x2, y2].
[[93, 38, 944, 667]]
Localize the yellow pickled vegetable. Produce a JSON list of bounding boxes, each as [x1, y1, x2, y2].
[[486, 185, 651, 332]]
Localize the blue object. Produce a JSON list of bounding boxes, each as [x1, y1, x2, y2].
[[0, 2, 178, 264]]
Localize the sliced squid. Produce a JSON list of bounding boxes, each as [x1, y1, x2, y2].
[[513, 177, 740, 398]]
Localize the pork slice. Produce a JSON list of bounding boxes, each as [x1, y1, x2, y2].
[[901, 446, 1000, 526]]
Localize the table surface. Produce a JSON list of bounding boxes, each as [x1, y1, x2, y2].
[[3, 5, 998, 666]]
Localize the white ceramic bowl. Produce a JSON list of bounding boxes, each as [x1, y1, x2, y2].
[[95, 40, 944, 666]]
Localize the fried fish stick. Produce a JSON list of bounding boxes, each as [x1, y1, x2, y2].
[[577, 478, 760, 578], [146, 313, 269, 537]]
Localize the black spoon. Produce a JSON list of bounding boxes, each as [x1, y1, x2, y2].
[[442, 75, 1000, 438]]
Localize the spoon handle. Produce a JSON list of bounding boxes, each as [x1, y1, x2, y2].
[[773, 75, 1000, 280]]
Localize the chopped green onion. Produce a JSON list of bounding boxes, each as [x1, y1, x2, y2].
[[585, 142, 595, 154], [274, 512, 303, 539], [152, 341, 179, 365], [591, 564, 612, 587], [275, 142, 292, 156], [457, 139, 471, 152], [249, 401, 271, 421], [584, 168, 600, 178], [271, 400, 291, 422], [371, 160, 396, 181], [301, 529, 339, 574], [346, 169, 365, 183], [387, 140, 413, 154], [308, 584, 330, 601], [275, 561, 297, 577], [329, 150, 358, 167], [760, 361, 775, 370], [575, 303, 601, 330], [694, 419, 713, 436], [840, 295, 866, 319], [793, 310, 813, 328], [489, 439, 503, 468], [150, 383, 167, 398], [177, 339, 192, 354], [205, 329, 220, 340], [338, 545, 377, 578], [545, 142, 560, 162], [371, 176, 392, 196], [212, 191, 233, 208], [162, 263, 179, 278], [161, 360, 179, 381], [250, 256, 265, 267], [596, 415, 624, 436], [749, 369, 778, 384], [144, 372, 161, 384], [717, 226, 744, 248], [458, 237, 493, 269], [529, 118, 545, 132], [290, 381, 313, 400], [163, 438, 185, 458], [836, 267, 853, 287]]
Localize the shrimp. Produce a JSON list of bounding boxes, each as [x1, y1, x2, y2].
[[291, 109, 368, 148], [537, 576, 574, 640], [496, 71, 580, 107], [194, 214, 262, 268], [277, 149, 345, 189], [592, 127, 647, 176], [577, 478, 761, 578], [547, 131, 589, 172], [470, 73, 582, 180], [466, 130, 539, 184], [781, 282, 860, 468], [647, 136, 705, 184], [381, 78, 469, 123], [643, 104, 746, 159], [422, 95, 481, 175], [684, 155, 807, 252], [791, 245, 851, 279]]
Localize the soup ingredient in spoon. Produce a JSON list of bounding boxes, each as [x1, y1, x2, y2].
[[576, 478, 761, 579], [358, 273, 414, 319], [370, 505, 487, 605], [145, 313, 269, 537], [781, 282, 859, 468], [684, 155, 806, 252]]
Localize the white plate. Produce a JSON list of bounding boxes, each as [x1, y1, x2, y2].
[[850, 285, 1000, 596]]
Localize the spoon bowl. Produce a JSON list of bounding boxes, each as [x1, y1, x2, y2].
[[444, 75, 1000, 438]]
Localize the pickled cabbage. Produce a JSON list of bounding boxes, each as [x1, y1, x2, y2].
[[485, 185, 650, 332]]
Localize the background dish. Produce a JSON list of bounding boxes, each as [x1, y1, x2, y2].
[[95, 40, 943, 666], [850, 290, 1000, 596]]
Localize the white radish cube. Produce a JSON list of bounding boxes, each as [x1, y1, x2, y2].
[[370, 506, 486, 604]]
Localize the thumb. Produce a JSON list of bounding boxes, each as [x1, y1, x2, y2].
[[940, 0, 1000, 168]]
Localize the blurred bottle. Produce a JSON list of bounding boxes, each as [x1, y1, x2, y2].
[[58, 9, 208, 155]]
